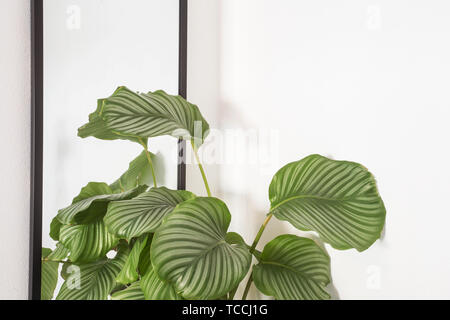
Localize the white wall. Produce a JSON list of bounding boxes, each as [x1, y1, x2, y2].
[[0, 0, 30, 300], [188, 0, 450, 299]]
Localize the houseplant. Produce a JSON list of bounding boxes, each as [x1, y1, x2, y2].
[[41, 87, 386, 300]]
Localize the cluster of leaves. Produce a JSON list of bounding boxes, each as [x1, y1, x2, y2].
[[42, 87, 386, 300]]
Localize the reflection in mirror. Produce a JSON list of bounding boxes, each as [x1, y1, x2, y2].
[[42, 0, 180, 299]]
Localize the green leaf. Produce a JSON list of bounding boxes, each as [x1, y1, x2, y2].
[[78, 98, 144, 144], [47, 243, 70, 261], [151, 197, 251, 300], [109, 151, 160, 193], [72, 182, 112, 203], [116, 235, 148, 285], [41, 248, 59, 300], [111, 282, 145, 300], [253, 234, 331, 300], [99, 87, 210, 147], [269, 154, 386, 251], [138, 234, 153, 276], [57, 184, 147, 224], [140, 265, 182, 300], [104, 187, 195, 240], [50, 217, 62, 241], [60, 220, 118, 263], [56, 247, 129, 300]]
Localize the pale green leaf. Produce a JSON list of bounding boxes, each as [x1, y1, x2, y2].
[[56, 247, 129, 300], [41, 248, 59, 300], [111, 281, 145, 300], [60, 220, 118, 263], [47, 242, 70, 261], [104, 187, 195, 240], [253, 235, 331, 300], [151, 197, 251, 299], [99, 87, 209, 148], [140, 266, 181, 300], [269, 154, 386, 251]]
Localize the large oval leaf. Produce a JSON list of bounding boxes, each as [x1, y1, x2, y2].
[[41, 248, 59, 300], [111, 281, 145, 300], [104, 187, 195, 240], [57, 184, 147, 224], [99, 87, 210, 147], [253, 235, 331, 300], [269, 154, 386, 251], [60, 220, 118, 263], [56, 247, 128, 300], [151, 197, 251, 299], [140, 266, 182, 300]]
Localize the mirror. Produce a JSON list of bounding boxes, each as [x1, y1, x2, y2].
[[32, 0, 185, 299]]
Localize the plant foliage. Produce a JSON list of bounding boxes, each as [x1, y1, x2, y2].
[[42, 87, 386, 300]]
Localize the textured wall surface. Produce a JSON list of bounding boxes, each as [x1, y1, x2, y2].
[[0, 0, 31, 299]]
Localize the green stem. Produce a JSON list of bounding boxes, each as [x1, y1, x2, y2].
[[241, 273, 253, 300], [42, 259, 69, 264], [139, 138, 157, 188], [241, 213, 273, 300], [191, 140, 212, 197]]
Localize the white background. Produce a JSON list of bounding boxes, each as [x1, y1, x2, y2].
[[2, 0, 450, 299], [187, 0, 450, 299]]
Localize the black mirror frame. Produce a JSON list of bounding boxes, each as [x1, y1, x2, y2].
[[29, 0, 188, 300]]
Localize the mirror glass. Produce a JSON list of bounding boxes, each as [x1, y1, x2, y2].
[[42, 0, 180, 296]]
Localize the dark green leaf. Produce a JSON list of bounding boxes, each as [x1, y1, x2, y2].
[[109, 151, 160, 193], [116, 235, 148, 285], [57, 184, 147, 224], [49, 217, 62, 241]]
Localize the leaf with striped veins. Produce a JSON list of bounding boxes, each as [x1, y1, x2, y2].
[[115, 235, 149, 285], [59, 220, 118, 263], [269, 154, 386, 251], [140, 265, 182, 300], [109, 151, 162, 193], [41, 248, 59, 300], [78, 98, 144, 144], [104, 187, 195, 240], [111, 281, 145, 300], [56, 245, 129, 300], [151, 197, 251, 300], [252, 235, 331, 300], [57, 184, 147, 225], [98, 86, 210, 148]]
